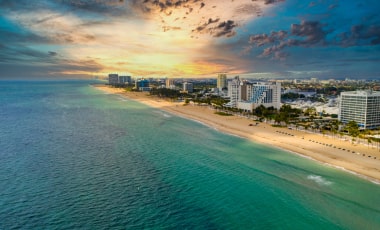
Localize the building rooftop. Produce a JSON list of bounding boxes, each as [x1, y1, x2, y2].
[[341, 90, 380, 96]]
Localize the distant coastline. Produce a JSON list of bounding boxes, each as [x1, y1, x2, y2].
[[92, 84, 380, 184]]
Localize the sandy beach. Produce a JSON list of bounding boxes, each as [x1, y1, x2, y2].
[[93, 85, 380, 183]]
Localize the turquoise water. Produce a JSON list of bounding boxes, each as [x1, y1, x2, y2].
[[0, 81, 379, 229]]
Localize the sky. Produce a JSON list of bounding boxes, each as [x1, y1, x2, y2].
[[0, 0, 380, 79]]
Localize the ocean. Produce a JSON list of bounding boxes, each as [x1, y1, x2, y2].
[[0, 80, 379, 229]]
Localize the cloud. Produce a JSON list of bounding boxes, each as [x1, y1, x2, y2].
[[194, 18, 237, 37], [134, 0, 202, 13], [290, 21, 327, 45], [234, 4, 262, 16], [162, 25, 181, 32], [248, 20, 328, 59], [212, 20, 237, 37], [193, 18, 219, 33], [48, 51, 58, 56], [338, 24, 380, 46], [193, 18, 238, 37], [249, 30, 288, 46], [308, 2, 316, 7], [132, 0, 281, 38], [55, 0, 128, 15], [0, 43, 55, 63], [2, 0, 377, 79], [0, 57, 104, 79], [264, 0, 285, 4], [329, 4, 338, 10], [273, 51, 288, 60]]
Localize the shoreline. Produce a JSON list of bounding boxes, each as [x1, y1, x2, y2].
[[92, 85, 380, 184]]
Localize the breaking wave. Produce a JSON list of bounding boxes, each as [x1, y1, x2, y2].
[[307, 175, 333, 186]]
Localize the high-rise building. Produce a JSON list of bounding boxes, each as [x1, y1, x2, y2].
[[217, 74, 227, 90], [310, 78, 318, 83], [119, 76, 131, 84], [227, 79, 281, 111], [135, 78, 150, 91], [339, 91, 380, 129], [227, 76, 241, 107], [183, 82, 193, 93], [108, 74, 119, 85], [249, 82, 281, 110], [166, 78, 175, 89]]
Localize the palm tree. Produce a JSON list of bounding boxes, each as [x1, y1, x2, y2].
[[330, 120, 340, 139], [346, 120, 360, 144], [368, 138, 372, 149]]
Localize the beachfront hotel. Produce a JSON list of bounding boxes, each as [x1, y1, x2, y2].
[[108, 74, 131, 86], [249, 82, 281, 109], [108, 74, 119, 85], [227, 76, 241, 107], [119, 75, 131, 85], [339, 90, 380, 129], [226, 77, 281, 111], [135, 78, 150, 91]]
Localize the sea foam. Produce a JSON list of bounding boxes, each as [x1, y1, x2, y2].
[[307, 175, 333, 186]]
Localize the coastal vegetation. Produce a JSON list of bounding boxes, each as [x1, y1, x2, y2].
[[113, 80, 379, 150]]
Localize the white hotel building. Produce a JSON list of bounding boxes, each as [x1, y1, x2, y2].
[[227, 76, 241, 107], [339, 91, 380, 129], [227, 77, 281, 111]]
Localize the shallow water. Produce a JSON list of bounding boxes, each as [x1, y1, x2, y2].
[[0, 81, 379, 229]]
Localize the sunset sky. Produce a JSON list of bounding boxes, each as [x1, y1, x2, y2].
[[1, 0, 380, 79]]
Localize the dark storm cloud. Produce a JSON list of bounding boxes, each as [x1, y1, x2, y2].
[[290, 21, 327, 45], [248, 18, 380, 60], [248, 21, 328, 59], [249, 30, 288, 46], [338, 24, 380, 46]]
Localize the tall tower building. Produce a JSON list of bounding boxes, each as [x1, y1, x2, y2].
[[217, 74, 227, 90], [227, 76, 241, 107], [339, 91, 380, 129], [166, 78, 175, 89], [183, 82, 193, 93], [249, 82, 281, 110], [108, 74, 119, 85], [119, 75, 131, 84]]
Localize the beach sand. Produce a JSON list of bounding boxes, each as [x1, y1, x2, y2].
[[93, 85, 380, 183]]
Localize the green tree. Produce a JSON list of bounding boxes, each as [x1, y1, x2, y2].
[[346, 120, 360, 144]]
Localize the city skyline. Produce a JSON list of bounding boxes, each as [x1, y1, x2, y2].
[[1, 0, 380, 79]]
